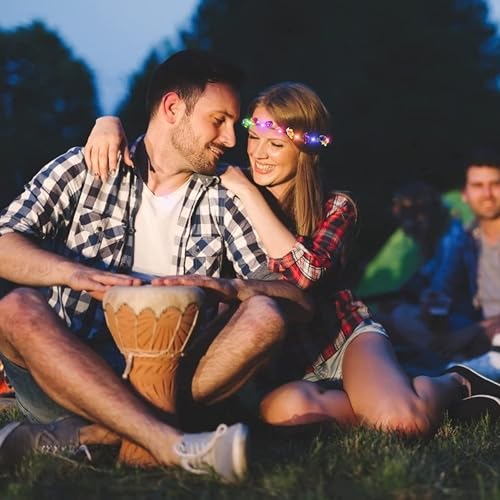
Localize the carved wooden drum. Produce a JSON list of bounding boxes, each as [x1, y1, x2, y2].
[[103, 285, 205, 467]]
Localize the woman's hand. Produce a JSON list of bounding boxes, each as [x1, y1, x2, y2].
[[219, 166, 255, 198], [84, 116, 133, 182]]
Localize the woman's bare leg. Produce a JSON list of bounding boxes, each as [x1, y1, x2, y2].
[[260, 380, 357, 426], [342, 332, 463, 436], [259, 332, 467, 434]]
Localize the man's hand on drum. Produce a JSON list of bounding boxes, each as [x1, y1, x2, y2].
[[151, 276, 240, 305], [64, 262, 142, 301]]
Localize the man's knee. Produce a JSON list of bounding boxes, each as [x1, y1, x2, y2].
[[0, 287, 46, 312], [0, 288, 50, 343], [240, 295, 286, 347]]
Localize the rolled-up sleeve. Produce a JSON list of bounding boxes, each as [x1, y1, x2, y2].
[[268, 193, 357, 289]]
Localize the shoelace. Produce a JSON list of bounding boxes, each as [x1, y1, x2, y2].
[[174, 424, 228, 475], [76, 444, 92, 461], [38, 431, 92, 461]]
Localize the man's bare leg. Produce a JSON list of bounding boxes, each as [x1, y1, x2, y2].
[[191, 295, 286, 404], [0, 288, 182, 465]]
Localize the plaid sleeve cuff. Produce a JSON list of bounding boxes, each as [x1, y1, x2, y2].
[[267, 240, 307, 270]]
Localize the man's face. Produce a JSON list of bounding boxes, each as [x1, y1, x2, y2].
[[171, 83, 240, 175], [462, 165, 500, 221]]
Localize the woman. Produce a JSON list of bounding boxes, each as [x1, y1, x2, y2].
[[84, 83, 500, 434]]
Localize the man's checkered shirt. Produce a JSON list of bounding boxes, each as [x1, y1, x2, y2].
[[0, 145, 275, 343]]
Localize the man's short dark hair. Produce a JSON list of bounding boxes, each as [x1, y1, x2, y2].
[[146, 49, 244, 117], [463, 147, 500, 185]]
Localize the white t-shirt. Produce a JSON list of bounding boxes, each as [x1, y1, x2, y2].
[[132, 181, 189, 280]]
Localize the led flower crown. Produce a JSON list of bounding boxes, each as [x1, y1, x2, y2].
[[241, 117, 331, 148]]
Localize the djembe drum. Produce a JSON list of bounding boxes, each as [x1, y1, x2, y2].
[[103, 285, 205, 467]]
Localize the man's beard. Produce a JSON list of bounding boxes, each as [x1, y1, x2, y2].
[[474, 199, 500, 221], [171, 115, 222, 175]]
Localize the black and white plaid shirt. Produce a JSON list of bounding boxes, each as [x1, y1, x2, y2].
[[0, 143, 275, 347]]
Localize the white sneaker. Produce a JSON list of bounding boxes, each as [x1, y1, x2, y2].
[[174, 423, 248, 483]]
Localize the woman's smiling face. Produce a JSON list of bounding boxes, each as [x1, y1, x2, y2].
[[246, 105, 300, 200]]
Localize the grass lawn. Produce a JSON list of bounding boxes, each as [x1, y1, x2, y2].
[[0, 405, 499, 500]]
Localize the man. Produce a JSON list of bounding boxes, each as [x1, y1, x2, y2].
[[366, 163, 500, 379], [358, 182, 467, 375], [0, 50, 311, 481], [429, 155, 500, 363], [376, 183, 470, 351]]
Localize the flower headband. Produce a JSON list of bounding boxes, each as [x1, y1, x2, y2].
[[241, 117, 331, 148]]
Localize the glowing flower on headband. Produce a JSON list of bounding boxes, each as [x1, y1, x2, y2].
[[241, 117, 331, 148]]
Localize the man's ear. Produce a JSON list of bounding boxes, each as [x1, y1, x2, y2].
[[160, 92, 184, 124]]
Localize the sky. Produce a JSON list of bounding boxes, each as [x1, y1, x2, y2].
[[1, 0, 200, 113], [2, 0, 500, 114]]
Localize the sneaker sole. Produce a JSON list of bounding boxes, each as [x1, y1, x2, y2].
[[0, 422, 21, 449], [447, 364, 500, 398], [0, 421, 22, 466], [449, 394, 500, 422], [231, 423, 248, 482]]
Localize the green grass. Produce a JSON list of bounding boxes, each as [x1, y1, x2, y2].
[[0, 407, 499, 500]]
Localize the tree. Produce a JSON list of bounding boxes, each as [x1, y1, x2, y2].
[[0, 21, 100, 205], [182, 0, 500, 259], [118, 0, 500, 266], [115, 40, 178, 141], [116, 50, 161, 142]]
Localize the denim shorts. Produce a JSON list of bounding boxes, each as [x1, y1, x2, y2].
[[0, 353, 76, 424], [302, 319, 389, 383]]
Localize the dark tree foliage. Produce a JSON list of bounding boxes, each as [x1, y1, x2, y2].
[[119, 0, 500, 266], [115, 50, 162, 142], [0, 21, 99, 206]]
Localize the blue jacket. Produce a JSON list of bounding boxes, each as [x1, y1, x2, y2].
[[429, 220, 482, 325]]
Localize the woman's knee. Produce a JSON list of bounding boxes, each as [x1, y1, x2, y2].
[[342, 331, 435, 437], [259, 381, 323, 424], [366, 399, 434, 437]]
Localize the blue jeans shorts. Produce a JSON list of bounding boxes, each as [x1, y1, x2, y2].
[[0, 353, 76, 424], [0, 333, 124, 424]]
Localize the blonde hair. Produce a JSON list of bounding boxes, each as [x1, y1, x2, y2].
[[249, 82, 329, 236]]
